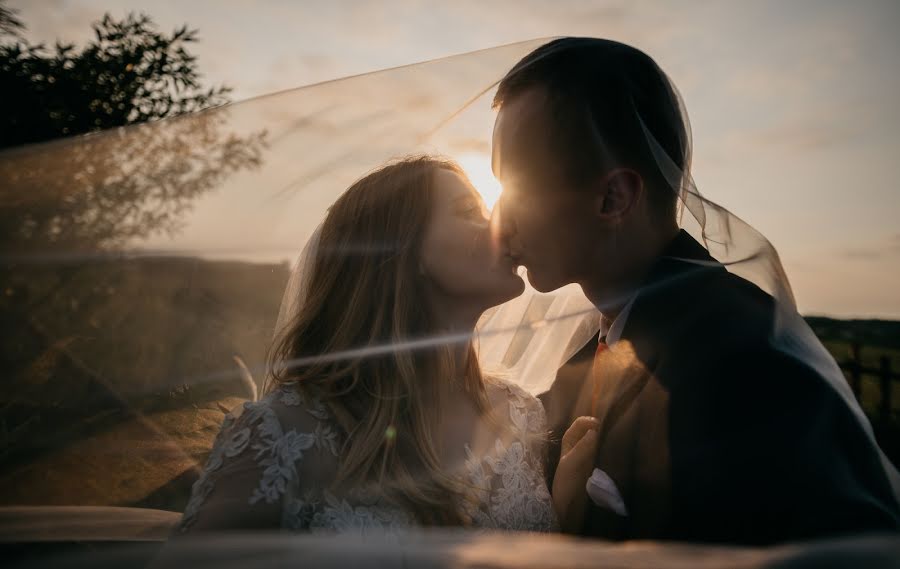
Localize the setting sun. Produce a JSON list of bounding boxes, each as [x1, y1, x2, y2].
[[457, 152, 503, 211]]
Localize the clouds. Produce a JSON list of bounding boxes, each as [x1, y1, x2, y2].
[[842, 233, 900, 261], [7, 0, 900, 317], [844, 248, 887, 261], [721, 120, 855, 156], [10, 0, 680, 99], [10, 0, 100, 45]]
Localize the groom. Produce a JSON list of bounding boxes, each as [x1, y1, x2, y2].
[[491, 38, 899, 544]]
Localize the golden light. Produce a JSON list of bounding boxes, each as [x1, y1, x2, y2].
[[457, 152, 503, 211]]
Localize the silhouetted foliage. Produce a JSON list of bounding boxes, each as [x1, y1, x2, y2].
[[1, 6, 231, 148], [0, 113, 266, 253], [0, 1, 24, 39], [0, 5, 267, 252], [0, 5, 269, 479]]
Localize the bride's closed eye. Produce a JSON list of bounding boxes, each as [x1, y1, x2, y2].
[[456, 198, 489, 222]]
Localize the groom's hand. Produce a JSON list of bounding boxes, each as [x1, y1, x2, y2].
[[552, 416, 599, 533]]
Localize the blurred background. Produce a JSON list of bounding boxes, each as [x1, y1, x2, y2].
[[9, 0, 900, 319], [1, 0, 898, 513]]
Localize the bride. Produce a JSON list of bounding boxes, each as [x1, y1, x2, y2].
[[175, 156, 596, 534]]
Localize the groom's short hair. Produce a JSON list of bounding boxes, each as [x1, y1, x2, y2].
[[493, 38, 688, 222]]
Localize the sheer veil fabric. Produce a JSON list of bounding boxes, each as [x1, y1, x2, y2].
[[2, 37, 897, 528], [267, 38, 899, 504]]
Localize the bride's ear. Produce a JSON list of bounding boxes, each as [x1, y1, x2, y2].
[[594, 168, 643, 220]]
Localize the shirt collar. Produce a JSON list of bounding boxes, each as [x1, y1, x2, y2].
[[599, 296, 636, 347], [596, 230, 714, 347]]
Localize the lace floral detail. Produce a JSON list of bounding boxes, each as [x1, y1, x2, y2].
[[251, 430, 316, 504], [465, 444, 493, 498], [179, 380, 557, 534], [486, 440, 528, 490], [279, 386, 304, 407], [223, 428, 252, 458], [313, 421, 340, 457], [178, 402, 278, 532], [463, 437, 556, 531], [283, 489, 321, 531], [309, 491, 415, 535], [485, 438, 555, 530], [306, 397, 330, 421], [276, 385, 336, 454], [463, 444, 494, 527], [457, 381, 557, 531], [505, 382, 547, 436]]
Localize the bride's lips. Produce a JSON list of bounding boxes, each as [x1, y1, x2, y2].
[[506, 252, 524, 275], [495, 248, 521, 276]]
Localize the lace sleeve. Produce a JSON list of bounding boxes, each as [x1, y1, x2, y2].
[[513, 388, 559, 531], [527, 394, 551, 465], [466, 380, 558, 531], [175, 399, 303, 533], [505, 381, 551, 447]]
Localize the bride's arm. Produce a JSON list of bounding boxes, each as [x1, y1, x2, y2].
[[173, 404, 287, 534], [551, 416, 599, 533]]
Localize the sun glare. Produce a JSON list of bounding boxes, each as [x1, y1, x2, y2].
[[457, 152, 503, 211]]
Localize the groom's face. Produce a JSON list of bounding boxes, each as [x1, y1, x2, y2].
[[492, 88, 598, 293]]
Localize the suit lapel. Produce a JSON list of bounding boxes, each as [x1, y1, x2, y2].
[[584, 341, 651, 537], [582, 230, 717, 538]]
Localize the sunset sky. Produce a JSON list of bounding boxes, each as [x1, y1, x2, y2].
[[9, 0, 900, 319]]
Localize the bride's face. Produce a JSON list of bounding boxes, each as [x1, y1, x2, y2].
[[420, 169, 525, 311]]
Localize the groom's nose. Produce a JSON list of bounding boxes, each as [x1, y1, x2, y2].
[[491, 193, 518, 247]]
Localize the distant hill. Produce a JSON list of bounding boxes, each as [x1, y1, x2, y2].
[[805, 316, 900, 351]]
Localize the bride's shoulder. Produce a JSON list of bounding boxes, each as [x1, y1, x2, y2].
[[261, 383, 333, 425], [221, 382, 333, 438]]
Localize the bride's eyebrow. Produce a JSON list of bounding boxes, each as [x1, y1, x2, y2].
[[453, 194, 485, 210]]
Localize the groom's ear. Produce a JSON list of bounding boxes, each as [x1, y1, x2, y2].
[[593, 168, 643, 221]]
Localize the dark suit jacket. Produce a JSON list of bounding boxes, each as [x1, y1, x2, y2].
[[540, 230, 899, 544]]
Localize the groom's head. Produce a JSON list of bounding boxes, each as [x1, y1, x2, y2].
[[491, 38, 688, 299]]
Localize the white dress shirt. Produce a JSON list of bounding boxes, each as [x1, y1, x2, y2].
[[598, 296, 636, 347], [587, 296, 636, 516]]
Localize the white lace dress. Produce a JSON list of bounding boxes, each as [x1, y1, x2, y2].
[[176, 381, 558, 535]]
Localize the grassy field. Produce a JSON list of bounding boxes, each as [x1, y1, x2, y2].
[[1, 258, 898, 511], [0, 257, 289, 509]]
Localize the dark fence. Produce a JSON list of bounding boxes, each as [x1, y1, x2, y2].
[[840, 342, 899, 423]]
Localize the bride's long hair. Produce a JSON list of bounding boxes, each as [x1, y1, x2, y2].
[[266, 156, 489, 525]]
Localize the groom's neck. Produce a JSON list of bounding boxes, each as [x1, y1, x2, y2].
[[581, 225, 680, 318]]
